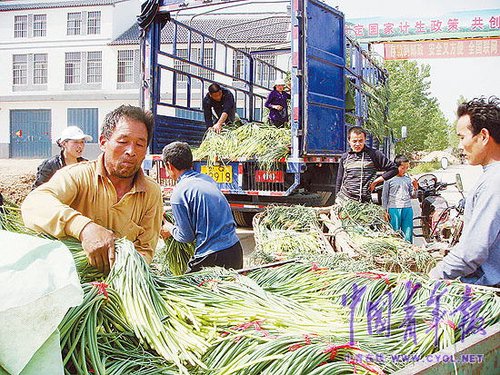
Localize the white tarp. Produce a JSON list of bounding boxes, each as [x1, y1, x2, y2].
[[0, 230, 83, 375]]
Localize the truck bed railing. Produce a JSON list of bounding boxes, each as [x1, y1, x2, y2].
[[345, 35, 388, 128], [143, 17, 287, 125]]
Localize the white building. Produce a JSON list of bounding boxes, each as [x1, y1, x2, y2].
[[0, 0, 290, 159], [0, 0, 142, 158]]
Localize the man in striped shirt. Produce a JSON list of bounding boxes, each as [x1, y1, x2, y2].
[[335, 127, 398, 203]]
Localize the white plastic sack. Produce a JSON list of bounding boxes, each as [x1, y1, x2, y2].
[[0, 230, 83, 375]]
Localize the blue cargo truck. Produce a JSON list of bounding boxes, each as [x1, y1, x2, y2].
[[140, 0, 392, 225]]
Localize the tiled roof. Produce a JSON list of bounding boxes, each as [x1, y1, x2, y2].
[[111, 16, 290, 45], [0, 0, 127, 11]]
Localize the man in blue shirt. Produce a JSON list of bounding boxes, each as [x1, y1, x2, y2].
[[160, 141, 243, 272], [429, 96, 500, 286]]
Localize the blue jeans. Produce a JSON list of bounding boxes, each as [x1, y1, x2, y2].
[[388, 207, 414, 243]]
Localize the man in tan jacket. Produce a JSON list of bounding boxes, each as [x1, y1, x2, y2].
[[22, 105, 163, 274]]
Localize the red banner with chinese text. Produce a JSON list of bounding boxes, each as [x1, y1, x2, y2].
[[384, 37, 500, 60]]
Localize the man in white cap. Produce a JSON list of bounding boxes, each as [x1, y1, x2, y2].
[[22, 105, 163, 274], [264, 78, 291, 127], [33, 126, 92, 188]]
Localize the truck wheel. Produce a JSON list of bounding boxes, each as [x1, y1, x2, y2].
[[318, 192, 335, 206], [233, 211, 256, 227], [284, 192, 323, 206]]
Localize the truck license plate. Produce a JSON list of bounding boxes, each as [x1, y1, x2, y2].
[[201, 165, 233, 183], [255, 170, 284, 183]]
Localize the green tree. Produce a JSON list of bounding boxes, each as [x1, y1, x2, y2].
[[385, 60, 450, 155]]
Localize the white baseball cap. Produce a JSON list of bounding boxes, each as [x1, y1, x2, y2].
[[58, 126, 93, 143], [274, 78, 286, 86]]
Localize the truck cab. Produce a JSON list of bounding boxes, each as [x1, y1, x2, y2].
[[140, 0, 391, 225]]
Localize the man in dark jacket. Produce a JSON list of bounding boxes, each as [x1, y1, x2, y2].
[[336, 126, 398, 203], [202, 83, 236, 133]]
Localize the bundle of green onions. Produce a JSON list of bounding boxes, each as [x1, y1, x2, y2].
[[107, 239, 210, 374], [349, 231, 435, 273], [259, 205, 320, 231], [334, 200, 436, 273], [59, 282, 178, 375], [335, 199, 392, 233], [192, 123, 291, 169], [252, 205, 331, 264], [152, 211, 195, 275]]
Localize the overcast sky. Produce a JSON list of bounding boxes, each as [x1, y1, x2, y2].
[[329, 0, 500, 122]]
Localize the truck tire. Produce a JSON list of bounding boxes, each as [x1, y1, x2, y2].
[[282, 192, 323, 207], [318, 191, 335, 206], [233, 211, 256, 227]]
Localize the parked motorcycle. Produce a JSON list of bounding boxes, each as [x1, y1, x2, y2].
[[413, 173, 465, 246]]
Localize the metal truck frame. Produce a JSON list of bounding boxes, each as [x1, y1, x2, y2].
[[140, 0, 392, 225]]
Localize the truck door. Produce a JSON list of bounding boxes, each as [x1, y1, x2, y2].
[[298, 0, 345, 155]]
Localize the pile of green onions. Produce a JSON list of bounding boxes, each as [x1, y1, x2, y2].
[[252, 205, 331, 264], [335, 200, 436, 273], [107, 239, 209, 373], [192, 123, 291, 169], [4, 203, 499, 374]]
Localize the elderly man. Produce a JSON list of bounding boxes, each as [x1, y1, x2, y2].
[[22, 105, 163, 274], [336, 126, 398, 203], [202, 83, 237, 133], [429, 96, 500, 286], [160, 141, 243, 272]]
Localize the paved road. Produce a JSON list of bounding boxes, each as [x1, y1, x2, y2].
[[236, 227, 256, 267]]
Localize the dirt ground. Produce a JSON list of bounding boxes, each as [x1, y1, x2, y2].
[[0, 159, 42, 205]]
